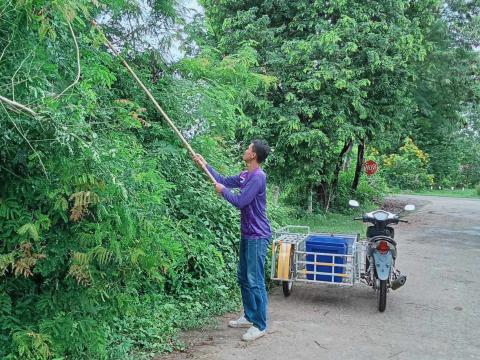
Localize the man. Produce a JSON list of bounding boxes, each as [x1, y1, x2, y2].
[[194, 140, 271, 342]]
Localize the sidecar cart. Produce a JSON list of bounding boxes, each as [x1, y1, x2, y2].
[[271, 226, 364, 297]]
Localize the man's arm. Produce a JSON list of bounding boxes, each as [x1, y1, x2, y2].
[[221, 175, 261, 209], [207, 165, 241, 188], [193, 154, 241, 188]]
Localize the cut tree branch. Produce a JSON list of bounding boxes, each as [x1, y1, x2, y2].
[[0, 37, 12, 63], [0, 103, 48, 179], [55, 20, 81, 99], [11, 51, 32, 101], [0, 94, 37, 116]]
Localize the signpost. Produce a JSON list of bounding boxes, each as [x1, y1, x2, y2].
[[364, 160, 378, 176]]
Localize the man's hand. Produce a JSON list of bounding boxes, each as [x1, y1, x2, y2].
[[193, 153, 207, 168], [215, 183, 224, 194]]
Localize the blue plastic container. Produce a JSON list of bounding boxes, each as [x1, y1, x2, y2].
[[305, 234, 354, 282]]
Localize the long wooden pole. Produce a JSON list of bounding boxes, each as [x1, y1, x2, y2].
[[92, 21, 216, 184]]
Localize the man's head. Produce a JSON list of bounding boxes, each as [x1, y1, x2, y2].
[[243, 139, 270, 164]]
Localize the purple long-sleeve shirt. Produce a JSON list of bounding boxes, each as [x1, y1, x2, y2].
[[207, 164, 272, 240]]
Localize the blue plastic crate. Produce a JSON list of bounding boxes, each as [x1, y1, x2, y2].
[[305, 234, 354, 282]]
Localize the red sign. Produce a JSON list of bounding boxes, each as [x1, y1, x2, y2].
[[364, 160, 378, 176]]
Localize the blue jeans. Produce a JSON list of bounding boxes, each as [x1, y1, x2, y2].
[[237, 237, 270, 331]]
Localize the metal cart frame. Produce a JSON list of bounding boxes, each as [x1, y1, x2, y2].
[[271, 226, 366, 287]]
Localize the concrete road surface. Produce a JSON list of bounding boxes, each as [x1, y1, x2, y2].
[[158, 195, 480, 360]]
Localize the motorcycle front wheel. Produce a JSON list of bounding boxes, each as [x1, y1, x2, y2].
[[282, 280, 293, 297], [378, 279, 387, 312], [282, 245, 295, 297]]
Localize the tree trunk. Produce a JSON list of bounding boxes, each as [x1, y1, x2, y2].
[[331, 140, 353, 196], [342, 142, 353, 170], [307, 186, 313, 213], [272, 185, 280, 206], [352, 140, 365, 191], [316, 140, 354, 211], [316, 181, 328, 210], [324, 190, 332, 213]]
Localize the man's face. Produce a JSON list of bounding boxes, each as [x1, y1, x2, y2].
[[243, 143, 256, 162]]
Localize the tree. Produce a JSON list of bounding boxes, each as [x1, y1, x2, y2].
[[0, 1, 277, 358], [201, 0, 439, 209], [410, 0, 480, 187]]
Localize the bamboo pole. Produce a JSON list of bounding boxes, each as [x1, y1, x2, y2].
[[92, 21, 216, 184]]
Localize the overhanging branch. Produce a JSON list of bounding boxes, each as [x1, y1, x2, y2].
[[0, 95, 37, 116], [55, 20, 81, 99]]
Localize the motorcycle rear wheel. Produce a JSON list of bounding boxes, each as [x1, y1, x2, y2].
[[378, 280, 387, 312]]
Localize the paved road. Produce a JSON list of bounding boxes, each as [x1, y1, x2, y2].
[[159, 195, 480, 360]]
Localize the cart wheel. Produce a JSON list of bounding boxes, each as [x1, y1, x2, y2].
[[282, 281, 293, 297], [378, 280, 387, 312]]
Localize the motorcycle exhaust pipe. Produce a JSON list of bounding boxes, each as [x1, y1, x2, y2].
[[391, 274, 407, 290]]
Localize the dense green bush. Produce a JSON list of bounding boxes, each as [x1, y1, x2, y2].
[[332, 167, 388, 212], [380, 138, 434, 190], [0, 122, 244, 360], [0, 2, 281, 358]]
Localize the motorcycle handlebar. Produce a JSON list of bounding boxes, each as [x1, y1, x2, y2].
[[353, 216, 408, 224]]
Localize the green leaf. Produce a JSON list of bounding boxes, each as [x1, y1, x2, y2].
[[17, 223, 39, 242]]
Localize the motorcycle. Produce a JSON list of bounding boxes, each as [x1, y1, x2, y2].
[[349, 200, 415, 312]]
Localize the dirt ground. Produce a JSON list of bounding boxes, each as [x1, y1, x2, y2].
[[157, 195, 480, 360]]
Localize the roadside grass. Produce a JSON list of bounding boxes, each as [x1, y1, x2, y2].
[[283, 212, 366, 235], [396, 188, 479, 198]]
